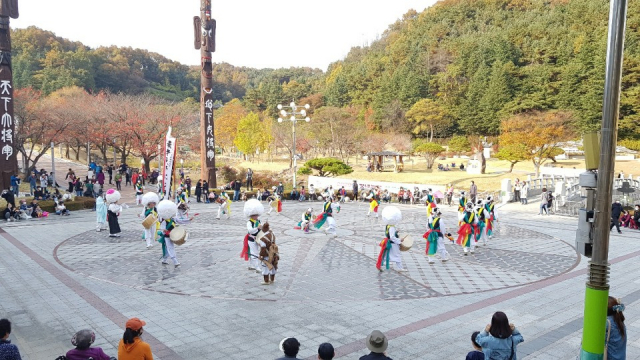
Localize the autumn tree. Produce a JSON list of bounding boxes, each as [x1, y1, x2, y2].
[[500, 111, 575, 176], [495, 143, 528, 172], [214, 98, 247, 153], [447, 135, 471, 155], [406, 99, 451, 142], [413, 141, 445, 169], [234, 112, 270, 161]]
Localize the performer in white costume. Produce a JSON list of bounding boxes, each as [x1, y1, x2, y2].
[[241, 199, 264, 273], [157, 200, 180, 267], [376, 206, 406, 272], [139, 192, 160, 249]]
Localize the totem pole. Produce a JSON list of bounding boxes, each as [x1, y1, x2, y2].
[[0, 0, 17, 192], [194, 0, 217, 187]]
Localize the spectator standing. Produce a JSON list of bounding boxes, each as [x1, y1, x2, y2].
[[309, 184, 316, 201], [9, 174, 20, 196], [26, 172, 37, 196], [470, 181, 478, 204], [276, 337, 302, 360], [446, 184, 454, 206], [359, 330, 392, 360], [475, 311, 524, 359], [611, 200, 623, 234], [195, 180, 202, 203], [1, 189, 15, 207], [65, 169, 75, 193], [466, 332, 485, 360], [107, 164, 114, 185], [634, 205, 640, 229], [0, 318, 22, 360], [352, 180, 359, 201], [606, 296, 627, 360], [520, 182, 528, 205], [276, 182, 284, 197], [117, 318, 152, 360], [96, 170, 105, 194], [246, 168, 254, 191], [318, 343, 335, 360], [115, 172, 122, 191], [233, 179, 242, 201], [202, 180, 209, 203], [514, 180, 521, 202], [65, 329, 111, 360], [39, 172, 48, 188], [538, 188, 549, 215], [74, 178, 84, 197], [125, 168, 132, 186]]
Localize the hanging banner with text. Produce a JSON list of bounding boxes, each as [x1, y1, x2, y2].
[[307, 176, 444, 195], [203, 88, 215, 171], [0, 68, 14, 189], [162, 127, 177, 200]]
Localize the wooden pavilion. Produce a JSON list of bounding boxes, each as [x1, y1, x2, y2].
[[366, 151, 406, 172]]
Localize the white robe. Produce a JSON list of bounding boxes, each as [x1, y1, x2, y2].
[[387, 226, 402, 264], [247, 220, 261, 270]]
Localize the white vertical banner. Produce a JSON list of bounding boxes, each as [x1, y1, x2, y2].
[[162, 127, 177, 200]]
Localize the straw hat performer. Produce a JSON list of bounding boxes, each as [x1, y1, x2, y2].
[[105, 189, 123, 237], [135, 178, 145, 206], [241, 199, 264, 273], [139, 192, 160, 249], [376, 206, 406, 272], [157, 200, 180, 267], [294, 208, 314, 233]]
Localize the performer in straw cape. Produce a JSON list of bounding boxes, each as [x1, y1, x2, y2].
[[484, 195, 498, 239], [257, 222, 279, 285], [216, 188, 232, 220], [95, 194, 107, 232], [376, 206, 406, 272], [135, 179, 144, 206], [425, 188, 437, 218], [475, 199, 490, 246], [457, 201, 478, 255], [294, 208, 314, 233], [105, 189, 123, 237], [267, 193, 282, 215], [139, 192, 160, 249], [312, 197, 339, 237], [241, 199, 264, 272], [157, 200, 180, 267], [423, 207, 450, 263]]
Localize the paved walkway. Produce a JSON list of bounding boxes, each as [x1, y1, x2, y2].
[[1, 198, 639, 359]]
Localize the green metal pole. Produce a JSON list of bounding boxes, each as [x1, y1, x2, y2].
[[580, 0, 627, 358]]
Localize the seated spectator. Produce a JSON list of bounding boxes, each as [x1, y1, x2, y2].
[[0, 319, 22, 360], [633, 205, 640, 229], [290, 188, 299, 201], [55, 200, 70, 216], [621, 210, 632, 228], [299, 186, 306, 201], [460, 163, 465, 170], [451, 162, 456, 167], [318, 342, 335, 360], [397, 188, 404, 202], [65, 329, 111, 360], [256, 188, 262, 201], [33, 187, 46, 200], [31, 204, 47, 218], [466, 331, 484, 360], [3, 203, 19, 222], [276, 337, 301, 360], [476, 311, 524, 359], [262, 189, 271, 201], [360, 330, 392, 360], [18, 200, 28, 212], [118, 318, 152, 360]]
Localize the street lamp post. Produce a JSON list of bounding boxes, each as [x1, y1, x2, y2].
[[277, 101, 311, 190]]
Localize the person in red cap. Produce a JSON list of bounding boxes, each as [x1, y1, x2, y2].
[[117, 317, 153, 359]]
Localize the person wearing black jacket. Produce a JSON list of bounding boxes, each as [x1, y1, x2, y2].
[[610, 200, 623, 234], [634, 205, 640, 229], [233, 179, 242, 201], [1, 189, 15, 207], [195, 180, 202, 203], [352, 180, 359, 201]]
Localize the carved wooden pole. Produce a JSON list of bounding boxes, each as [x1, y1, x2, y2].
[[0, 0, 18, 192], [194, 0, 217, 187]]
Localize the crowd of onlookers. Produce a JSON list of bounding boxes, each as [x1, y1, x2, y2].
[[4, 304, 629, 360]]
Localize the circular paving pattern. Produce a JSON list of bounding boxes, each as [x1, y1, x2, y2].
[[54, 201, 579, 301]]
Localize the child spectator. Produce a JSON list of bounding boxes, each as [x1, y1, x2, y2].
[[466, 331, 485, 360], [65, 329, 111, 360], [55, 200, 70, 216], [0, 318, 22, 360]]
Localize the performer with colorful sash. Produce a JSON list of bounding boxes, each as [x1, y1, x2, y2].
[[425, 188, 437, 217], [267, 194, 282, 215], [366, 192, 379, 218], [484, 196, 498, 238], [216, 188, 232, 220], [313, 197, 339, 237], [424, 208, 450, 263], [135, 179, 145, 206], [175, 188, 188, 205], [457, 201, 478, 255], [376, 206, 406, 271], [475, 200, 490, 246], [294, 208, 313, 233], [241, 199, 264, 273], [157, 200, 180, 267], [140, 192, 160, 249]]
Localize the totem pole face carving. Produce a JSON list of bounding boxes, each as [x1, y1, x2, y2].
[[201, 56, 212, 79]]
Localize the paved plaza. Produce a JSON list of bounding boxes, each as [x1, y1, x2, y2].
[[1, 197, 640, 359]]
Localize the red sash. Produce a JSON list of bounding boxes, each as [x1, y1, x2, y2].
[[240, 234, 249, 261], [376, 238, 390, 270], [456, 223, 473, 245], [423, 229, 440, 255]]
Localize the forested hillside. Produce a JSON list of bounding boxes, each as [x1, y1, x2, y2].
[[324, 0, 640, 140]]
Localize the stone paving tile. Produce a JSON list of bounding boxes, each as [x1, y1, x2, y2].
[[1, 199, 640, 359]]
